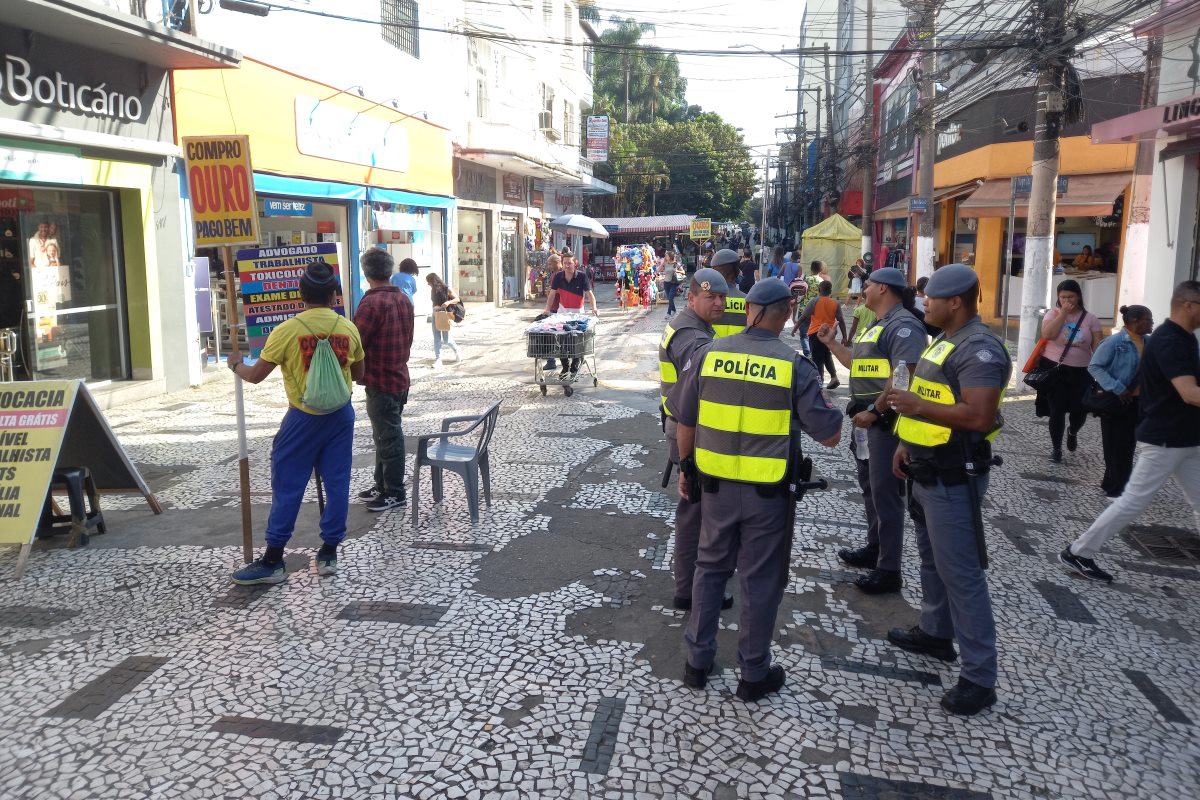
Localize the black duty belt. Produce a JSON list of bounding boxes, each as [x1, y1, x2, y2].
[[702, 477, 789, 498]]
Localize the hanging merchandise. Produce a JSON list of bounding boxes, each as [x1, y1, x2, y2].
[[614, 244, 657, 311]]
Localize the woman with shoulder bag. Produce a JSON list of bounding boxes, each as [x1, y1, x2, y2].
[[1087, 305, 1153, 497], [426, 273, 461, 368], [1038, 279, 1103, 462]]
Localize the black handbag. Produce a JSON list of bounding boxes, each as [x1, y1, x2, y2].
[[1023, 313, 1084, 391], [1081, 381, 1124, 416], [449, 302, 466, 323]]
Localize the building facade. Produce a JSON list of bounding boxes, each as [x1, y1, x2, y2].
[[0, 1, 237, 400]]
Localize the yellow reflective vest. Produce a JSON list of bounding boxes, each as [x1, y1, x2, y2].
[[849, 308, 925, 401], [712, 290, 748, 339], [658, 311, 711, 417], [694, 333, 795, 484], [895, 319, 1008, 448]]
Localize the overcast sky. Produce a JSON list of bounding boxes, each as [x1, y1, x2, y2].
[[591, 0, 809, 165]]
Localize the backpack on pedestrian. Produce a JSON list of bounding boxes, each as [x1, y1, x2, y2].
[[295, 315, 352, 413]]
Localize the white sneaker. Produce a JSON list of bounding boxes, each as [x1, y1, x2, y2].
[[433, 358, 443, 368]]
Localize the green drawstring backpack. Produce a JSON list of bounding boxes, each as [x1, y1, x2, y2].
[[295, 314, 352, 413]]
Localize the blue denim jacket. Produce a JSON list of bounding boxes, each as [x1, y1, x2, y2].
[[1088, 329, 1144, 394]]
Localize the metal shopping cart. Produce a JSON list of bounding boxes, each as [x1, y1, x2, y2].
[[526, 325, 598, 397]]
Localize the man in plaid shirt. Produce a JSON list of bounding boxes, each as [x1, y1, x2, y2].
[[354, 248, 414, 512]]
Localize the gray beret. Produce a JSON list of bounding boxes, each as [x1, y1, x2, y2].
[[924, 263, 979, 298], [710, 248, 740, 268], [689, 268, 729, 295], [867, 267, 908, 288], [746, 279, 793, 305]]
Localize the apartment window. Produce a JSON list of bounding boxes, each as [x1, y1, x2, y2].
[[563, 4, 573, 43], [584, 46, 594, 79], [381, 0, 420, 58], [563, 102, 576, 147], [539, 83, 557, 138], [543, 0, 553, 27]]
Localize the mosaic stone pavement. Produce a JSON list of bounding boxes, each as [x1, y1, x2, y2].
[[1, 301, 1199, 800]]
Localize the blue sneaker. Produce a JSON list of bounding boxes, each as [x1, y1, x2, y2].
[[316, 551, 337, 576], [232, 558, 286, 585]]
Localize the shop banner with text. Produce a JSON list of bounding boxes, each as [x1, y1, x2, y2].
[[182, 135, 261, 246], [690, 218, 712, 241], [0, 381, 78, 545], [236, 243, 345, 356]]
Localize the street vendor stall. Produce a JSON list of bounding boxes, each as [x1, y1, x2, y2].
[[590, 215, 696, 281], [799, 214, 862, 299]]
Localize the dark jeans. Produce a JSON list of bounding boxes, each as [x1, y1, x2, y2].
[[365, 387, 408, 500], [1038, 358, 1090, 450], [1100, 398, 1139, 496], [664, 281, 680, 314], [808, 333, 837, 382]]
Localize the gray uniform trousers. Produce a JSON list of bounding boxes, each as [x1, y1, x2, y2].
[[685, 480, 791, 682], [666, 419, 703, 600], [852, 424, 905, 571], [910, 476, 997, 688]]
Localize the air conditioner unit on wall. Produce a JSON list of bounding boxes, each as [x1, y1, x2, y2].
[[538, 110, 560, 141]]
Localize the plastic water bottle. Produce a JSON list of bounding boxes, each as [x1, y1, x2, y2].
[[853, 426, 870, 460], [893, 361, 910, 392]]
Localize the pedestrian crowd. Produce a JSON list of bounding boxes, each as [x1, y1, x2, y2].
[[221, 239, 1199, 721]]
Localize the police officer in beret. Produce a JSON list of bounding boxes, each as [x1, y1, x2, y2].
[[669, 279, 842, 702], [883, 264, 1011, 716], [815, 267, 927, 594], [708, 249, 748, 339], [659, 268, 733, 610]]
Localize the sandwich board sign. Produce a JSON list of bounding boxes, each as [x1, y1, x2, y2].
[[0, 380, 160, 578]]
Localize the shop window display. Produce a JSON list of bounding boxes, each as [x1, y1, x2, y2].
[[457, 209, 488, 300], [0, 186, 126, 383]]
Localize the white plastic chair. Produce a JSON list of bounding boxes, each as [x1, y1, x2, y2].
[[411, 401, 501, 526]]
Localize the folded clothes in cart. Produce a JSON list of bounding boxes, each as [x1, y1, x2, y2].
[[525, 313, 600, 333]]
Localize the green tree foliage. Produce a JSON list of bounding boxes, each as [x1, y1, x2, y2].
[[595, 116, 755, 220], [587, 20, 755, 220]]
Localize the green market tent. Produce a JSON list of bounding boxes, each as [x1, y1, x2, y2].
[[800, 214, 862, 299]]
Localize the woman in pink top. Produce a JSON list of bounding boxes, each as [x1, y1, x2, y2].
[[1036, 279, 1103, 462]]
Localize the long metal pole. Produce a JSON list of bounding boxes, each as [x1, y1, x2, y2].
[[222, 245, 254, 563], [761, 156, 770, 262], [860, 0, 876, 260]]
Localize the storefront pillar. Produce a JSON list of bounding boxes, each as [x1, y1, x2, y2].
[[976, 217, 1005, 323]]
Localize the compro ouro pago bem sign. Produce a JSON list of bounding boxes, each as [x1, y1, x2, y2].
[[182, 135, 261, 247]]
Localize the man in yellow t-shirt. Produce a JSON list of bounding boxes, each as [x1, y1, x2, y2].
[[227, 260, 364, 584]]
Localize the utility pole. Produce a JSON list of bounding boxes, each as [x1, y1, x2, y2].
[[794, 38, 805, 239], [912, 0, 939, 281], [813, 85, 822, 228], [1017, 0, 1068, 370], [860, 0, 876, 261], [1117, 32, 1162, 312], [623, 51, 631, 124], [760, 155, 770, 259], [823, 43, 837, 217]]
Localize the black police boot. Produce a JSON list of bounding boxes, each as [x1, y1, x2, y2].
[[735, 665, 786, 702], [940, 677, 997, 716], [682, 661, 715, 689], [887, 625, 958, 662], [837, 544, 879, 569], [673, 593, 734, 611], [855, 569, 903, 594]]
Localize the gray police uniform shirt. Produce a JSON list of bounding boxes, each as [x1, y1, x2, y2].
[[874, 305, 928, 374], [906, 316, 1011, 461], [664, 308, 715, 422], [668, 327, 843, 445]]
